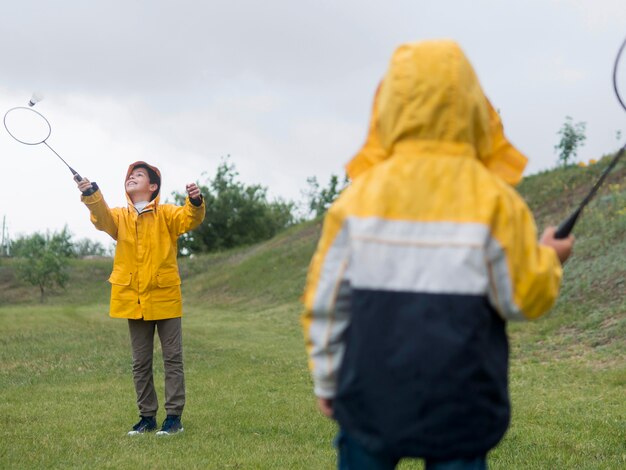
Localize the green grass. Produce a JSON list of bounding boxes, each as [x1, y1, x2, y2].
[[0, 303, 336, 469], [1, 158, 625, 468]]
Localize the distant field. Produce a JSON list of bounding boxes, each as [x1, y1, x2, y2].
[[1, 156, 625, 468]]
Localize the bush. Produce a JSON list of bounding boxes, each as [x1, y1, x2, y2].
[[72, 238, 108, 258], [173, 159, 296, 254]]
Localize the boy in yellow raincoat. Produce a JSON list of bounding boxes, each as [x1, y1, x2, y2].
[[302, 41, 574, 469], [76, 161, 205, 436]]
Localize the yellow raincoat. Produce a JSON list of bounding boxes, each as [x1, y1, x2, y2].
[[302, 41, 563, 458], [81, 161, 205, 320]]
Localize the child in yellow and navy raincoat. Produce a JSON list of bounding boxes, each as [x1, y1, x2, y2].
[[77, 161, 205, 436], [302, 41, 574, 469]]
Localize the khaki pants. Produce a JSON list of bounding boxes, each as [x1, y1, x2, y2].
[[128, 317, 185, 417]]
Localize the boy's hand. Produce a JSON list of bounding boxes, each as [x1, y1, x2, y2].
[[186, 183, 202, 201], [317, 397, 334, 419], [75, 176, 94, 193], [540, 226, 575, 264]]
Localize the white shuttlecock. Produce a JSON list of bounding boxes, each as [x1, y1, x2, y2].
[[28, 92, 44, 107]]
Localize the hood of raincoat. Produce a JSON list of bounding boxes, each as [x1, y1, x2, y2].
[[346, 40, 527, 185], [125, 161, 162, 208]]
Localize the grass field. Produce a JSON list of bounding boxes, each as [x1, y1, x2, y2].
[[1, 156, 625, 469]]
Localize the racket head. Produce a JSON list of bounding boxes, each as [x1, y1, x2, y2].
[[3, 106, 52, 145], [614, 35, 626, 114]]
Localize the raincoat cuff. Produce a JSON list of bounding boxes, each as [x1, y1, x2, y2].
[[314, 378, 337, 399], [80, 188, 102, 205], [544, 244, 564, 273], [189, 195, 203, 207]]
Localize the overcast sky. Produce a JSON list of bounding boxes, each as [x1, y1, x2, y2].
[[1, 0, 625, 248]]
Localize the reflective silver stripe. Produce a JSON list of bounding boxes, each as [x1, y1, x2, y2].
[[348, 217, 489, 245], [312, 225, 350, 313], [347, 217, 489, 294], [309, 226, 351, 398], [486, 236, 524, 321], [346, 217, 523, 320]]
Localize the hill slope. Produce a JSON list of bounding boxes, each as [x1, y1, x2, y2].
[[177, 152, 626, 363]]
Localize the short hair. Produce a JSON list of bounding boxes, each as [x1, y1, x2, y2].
[[132, 164, 161, 200]]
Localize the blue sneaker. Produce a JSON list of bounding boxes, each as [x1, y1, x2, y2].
[[127, 415, 157, 435], [156, 415, 184, 436]]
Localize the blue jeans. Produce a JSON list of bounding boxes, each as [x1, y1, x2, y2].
[[335, 430, 487, 470]]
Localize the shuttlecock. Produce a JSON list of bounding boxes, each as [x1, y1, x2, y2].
[[28, 92, 44, 107]]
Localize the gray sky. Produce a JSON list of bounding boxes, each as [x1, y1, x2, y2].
[[1, 0, 625, 247]]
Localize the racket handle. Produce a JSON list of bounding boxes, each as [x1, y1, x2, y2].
[[73, 173, 97, 196], [81, 181, 98, 197], [555, 207, 581, 239]]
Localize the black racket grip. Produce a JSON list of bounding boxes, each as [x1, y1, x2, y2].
[[554, 207, 581, 239], [82, 181, 98, 197]]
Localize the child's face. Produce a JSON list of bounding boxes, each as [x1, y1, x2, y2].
[[126, 168, 157, 200]]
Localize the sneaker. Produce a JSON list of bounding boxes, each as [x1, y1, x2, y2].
[[156, 415, 184, 436], [127, 415, 157, 435]]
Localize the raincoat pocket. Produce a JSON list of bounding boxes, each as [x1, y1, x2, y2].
[[108, 271, 135, 301], [153, 270, 182, 306], [109, 271, 132, 286], [156, 270, 181, 287]]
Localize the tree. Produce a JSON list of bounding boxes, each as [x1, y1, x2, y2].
[[303, 174, 349, 218], [172, 159, 296, 254], [11, 227, 73, 302], [554, 116, 587, 166], [72, 238, 107, 257]]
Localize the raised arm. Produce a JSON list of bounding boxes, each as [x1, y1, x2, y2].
[[486, 185, 574, 321], [165, 182, 205, 236], [76, 176, 120, 240]]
